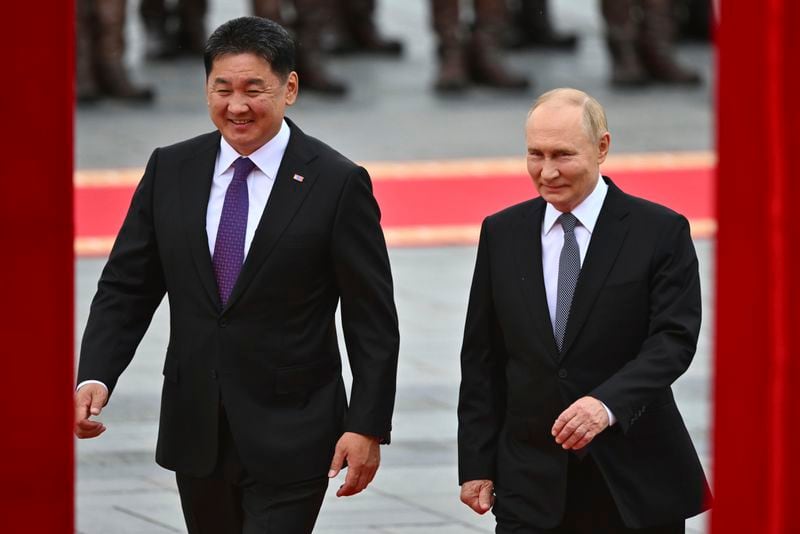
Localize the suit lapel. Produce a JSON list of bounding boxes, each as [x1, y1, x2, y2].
[[560, 179, 630, 357], [513, 199, 561, 362], [178, 132, 222, 308], [223, 121, 318, 312]]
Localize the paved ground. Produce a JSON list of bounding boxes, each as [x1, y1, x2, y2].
[[75, 0, 715, 532]]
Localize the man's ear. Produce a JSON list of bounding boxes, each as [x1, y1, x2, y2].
[[597, 132, 611, 164], [285, 71, 299, 106]]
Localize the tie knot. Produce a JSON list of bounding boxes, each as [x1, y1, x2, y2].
[[232, 157, 256, 181], [558, 212, 578, 233]]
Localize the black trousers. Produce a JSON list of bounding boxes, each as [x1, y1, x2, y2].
[[175, 409, 328, 534], [495, 455, 685, 534]]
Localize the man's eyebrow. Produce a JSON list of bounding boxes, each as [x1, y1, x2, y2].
[[210, 77, 269, 88]]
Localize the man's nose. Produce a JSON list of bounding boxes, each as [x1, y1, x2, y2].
[[227, 94, 249, 113], [541, 159, 559, 180]]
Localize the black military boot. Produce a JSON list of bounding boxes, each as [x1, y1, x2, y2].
[[331, 0, 404, 55], [510, 0, 578, 50]]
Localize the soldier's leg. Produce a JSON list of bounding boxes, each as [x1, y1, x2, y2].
[[294, 0, 349, 95], [511, 0, 578, 50], [431, 0, 468, 92], [601, 0, 649, 85], [638, 0, 702, 84], [176, 0, 208, 54], [470, 0, 529, 89], [93, 0, 155, 101], [76, 0, 100, 103], [251, 0, 283, 21], [334, 0, 403, 55]]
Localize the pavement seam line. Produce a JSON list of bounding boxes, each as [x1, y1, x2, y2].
[[369, 486, 490, 532], [111, 505, 183, 532]]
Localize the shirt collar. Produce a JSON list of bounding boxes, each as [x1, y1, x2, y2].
[[217, 119, 291, 180], [543, 175, 609, 236]]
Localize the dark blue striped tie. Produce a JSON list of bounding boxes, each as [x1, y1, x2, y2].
[[554, 212, 580, 353]]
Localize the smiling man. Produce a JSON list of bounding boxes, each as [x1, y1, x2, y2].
[[74, 17, 399, 534], [457, 88, 711, 533]]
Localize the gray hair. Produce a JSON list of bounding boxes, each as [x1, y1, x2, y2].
[[528, 88, 608, 142]]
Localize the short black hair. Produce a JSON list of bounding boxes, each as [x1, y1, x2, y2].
[[204, 17, 295, 81]]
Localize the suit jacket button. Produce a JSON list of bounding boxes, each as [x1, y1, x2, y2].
[[558, 369, 568, 379], [211, 370, 218, 380], [218, 318, 228, 328]]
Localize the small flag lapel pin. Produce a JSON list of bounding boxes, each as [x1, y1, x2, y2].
[[292, 174, 305, 183]]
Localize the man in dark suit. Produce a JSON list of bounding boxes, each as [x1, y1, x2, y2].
[[74, 17, 399, 534], [457, 88, 710, 533]]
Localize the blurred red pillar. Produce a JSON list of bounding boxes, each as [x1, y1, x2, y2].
[[713, 1, 800, 533], [0, 2, 75, 533]]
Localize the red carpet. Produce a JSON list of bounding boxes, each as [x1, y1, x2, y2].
[[74, 152, 714, 256]]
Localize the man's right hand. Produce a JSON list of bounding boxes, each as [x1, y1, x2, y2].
[[460, 479, 495, 514], [74, 383, 108, 439]]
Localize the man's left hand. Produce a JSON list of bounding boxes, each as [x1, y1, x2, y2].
[[328, 432, 381, 497], [551, 396, 609, 450]]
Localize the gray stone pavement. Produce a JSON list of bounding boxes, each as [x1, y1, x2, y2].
[[76, 243, 713, 534], [76, 0, 715, 532]]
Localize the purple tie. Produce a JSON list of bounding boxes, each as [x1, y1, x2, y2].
[[213, 157, 255, 307]]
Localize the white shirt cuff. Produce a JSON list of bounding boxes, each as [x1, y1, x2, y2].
[[601, 401, 617, 426], [77, 380, 108, 393]]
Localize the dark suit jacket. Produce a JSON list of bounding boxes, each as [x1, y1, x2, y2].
[[458, 177, 711, 529], [78, 118, 399, 485]]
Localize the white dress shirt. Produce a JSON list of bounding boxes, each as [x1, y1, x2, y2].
[[540, 176, 617, 426], [78, 120, 291, 395], [206, 119, 290, 258]]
